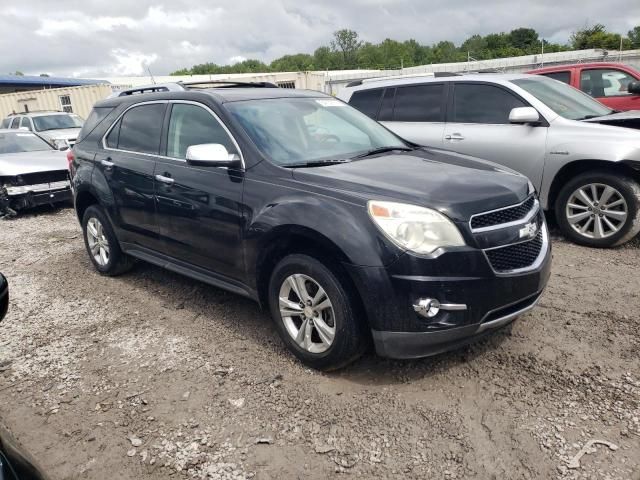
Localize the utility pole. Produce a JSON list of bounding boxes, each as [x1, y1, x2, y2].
[[619, 35, 623, 62], [541, 39, 544, 67]]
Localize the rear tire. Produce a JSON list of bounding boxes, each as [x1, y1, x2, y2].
[[268, 254, 366, 371], [555, 171, 640, 248], [82, 205, 134, 276]]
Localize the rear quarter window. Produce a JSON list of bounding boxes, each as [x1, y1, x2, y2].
[[77, 106, 114, 143], [541, 71, 571, 84], [348, 89, 384, 119]]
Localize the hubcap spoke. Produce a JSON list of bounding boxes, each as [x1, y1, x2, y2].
[[87, 217, 110, 266], [313, 317, 335, 346], [87, 220, 98, 238], [577, 188, 593, 206], [599, 186, 615, 206], [593, 216, 604, 238], [580, 217, 594, 233], [279, 297, 303, 317], [567, 211, 591, 224], [602, 209, 627, 221]]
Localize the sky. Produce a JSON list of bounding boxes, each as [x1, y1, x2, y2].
[[1, 0, 639, 78]]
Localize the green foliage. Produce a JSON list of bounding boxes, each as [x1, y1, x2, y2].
[[570, 24, 631, 50], [170, 24, 637, 75]]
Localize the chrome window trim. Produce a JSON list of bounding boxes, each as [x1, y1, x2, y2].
[[101, 99, 245, 169], [469, 195, 538, 233], [482, 221, 549, 276]]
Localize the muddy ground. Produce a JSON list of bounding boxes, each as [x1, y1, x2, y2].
[[0, 206, 638, 480]]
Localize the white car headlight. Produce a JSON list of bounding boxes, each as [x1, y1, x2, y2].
[[368, 201, 465, 254]]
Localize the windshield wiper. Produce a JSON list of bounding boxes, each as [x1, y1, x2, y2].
[[578, 114, 603, 120], [282, 159, 352, 168], [352, 146, 414, 158]]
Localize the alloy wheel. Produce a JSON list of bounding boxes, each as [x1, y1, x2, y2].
[[86, 217, 110, 266], [566, 183, 628, 239], [278, 274, 336, 354]]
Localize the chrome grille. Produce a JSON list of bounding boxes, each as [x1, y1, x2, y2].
[[471, 196, 536, 230], [485, 230, 544, 272]]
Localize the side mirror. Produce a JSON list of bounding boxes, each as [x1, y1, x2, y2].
[[185, 143, 241, 168], [58, 145, 69, 151], [509, 107, 540, 124], [628, 81, 640, 94]]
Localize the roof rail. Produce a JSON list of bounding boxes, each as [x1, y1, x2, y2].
[[7, 110, 65, 116], [181, 80, 279, 89], [344, 72, 436, 88], [114, 83, 185, 97], [112, 80, 280, 98]]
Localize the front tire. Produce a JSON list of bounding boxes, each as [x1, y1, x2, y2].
[[555, 171, 640, 248], [268, 254, 366, 371], [82, 205, 134, 275]]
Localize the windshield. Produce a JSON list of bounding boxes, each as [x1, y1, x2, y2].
[[0, 132, 53, 154], [512, 77, 612, 120], [225, 97, 407, 166], [32, 114, 83, 132]]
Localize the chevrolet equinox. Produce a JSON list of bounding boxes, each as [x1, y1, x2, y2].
[[69, 82, 551, 370]]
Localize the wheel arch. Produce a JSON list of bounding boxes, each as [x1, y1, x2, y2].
[[253, 225, 367, 324], [546, 159, 640, 210], [74, 187, 100, 223]]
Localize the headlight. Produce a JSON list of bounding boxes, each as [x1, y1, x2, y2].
[[52, 138, 68, 149], [368, 201, 465, 254]]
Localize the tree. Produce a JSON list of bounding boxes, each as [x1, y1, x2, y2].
[[270, 54, 315, 72], [461, 35, 489, 59], [330, 29, 362, 68], [570, 24, 630, 50], [509, 28, 539, 52], [629, 26, 640, 48], [39, 73, 50, 77], [12, 71, 24, 76]]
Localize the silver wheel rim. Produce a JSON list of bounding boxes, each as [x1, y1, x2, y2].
[[86, 217, 110, 267], [566, 183, 628, 239], [278, 274, 336, 354]]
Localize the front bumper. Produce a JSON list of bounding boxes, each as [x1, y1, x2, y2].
[[346, 220, 552, 359], [1, 181, 71, 213]]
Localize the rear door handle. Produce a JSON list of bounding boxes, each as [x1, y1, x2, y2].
[[155, 174, 174, 185], [101, 159, 114, 168], [445, 133, 465, 141]]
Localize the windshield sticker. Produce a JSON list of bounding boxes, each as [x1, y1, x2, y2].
[[315, 99, 347, 107]]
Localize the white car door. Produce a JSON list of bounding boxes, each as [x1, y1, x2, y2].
[[442, 82, 548, 189], [379, 83, 446, 148]]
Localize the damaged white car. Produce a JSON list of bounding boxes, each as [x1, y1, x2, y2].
[[0, 129, 71, 218]]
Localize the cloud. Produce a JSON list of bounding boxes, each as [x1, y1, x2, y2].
[[0, 0, 638, 77]]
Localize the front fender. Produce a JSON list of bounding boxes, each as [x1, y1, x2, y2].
[[244, 192, 401, 277]]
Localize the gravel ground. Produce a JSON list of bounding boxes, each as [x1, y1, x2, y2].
[[0, 206, 638, 480]]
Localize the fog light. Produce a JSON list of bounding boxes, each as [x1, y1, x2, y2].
[[413, 298, 468, 319], [413, 298, 440, 318]]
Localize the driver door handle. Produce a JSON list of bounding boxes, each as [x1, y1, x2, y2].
[[155, 174, 174, 185], [445, 133, 465, 141]]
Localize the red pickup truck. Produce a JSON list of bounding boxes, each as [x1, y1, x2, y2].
[[528, 62, 640, 111]]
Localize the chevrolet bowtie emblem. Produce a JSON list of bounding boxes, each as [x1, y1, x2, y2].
[[519, 222, 538, 239]]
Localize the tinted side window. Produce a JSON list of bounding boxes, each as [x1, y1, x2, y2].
[[378, 88, 396, 121], [348, 89, 383, 119], [78, 106, 114, 143], [117, 103, 166, 154], [106, 119, 121, 148], [167, 104, 237, 159], [20, 117, 33, 131], [393, 84, 444, 122], [10, 117, 20, 129], [453, 84, 527, 124], [542, 71, 571, 84]]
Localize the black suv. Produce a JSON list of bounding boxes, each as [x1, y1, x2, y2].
[[70, 82, 551, 370]]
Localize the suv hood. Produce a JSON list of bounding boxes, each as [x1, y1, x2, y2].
[[0, 150, 68, 176], [582, 110, 640, 130], [292, 149, 529, 221], [37, 128, 81, 141]]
